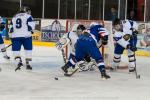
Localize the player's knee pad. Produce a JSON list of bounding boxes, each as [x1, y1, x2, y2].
[[113, 54, 121, 63], [113, 54, 121, 67]]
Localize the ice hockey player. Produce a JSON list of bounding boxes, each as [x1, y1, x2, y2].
[[9, 6, 35, 70], [0, 16, 10, 60], [74, 22, 110, 79], [56, 24, 92, 73], [111, 18, 138, 72]]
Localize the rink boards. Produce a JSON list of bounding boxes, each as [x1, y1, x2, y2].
[[4, 40, 150, 57]]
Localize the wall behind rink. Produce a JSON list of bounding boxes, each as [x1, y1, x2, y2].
[[3, 19, 150, 55]]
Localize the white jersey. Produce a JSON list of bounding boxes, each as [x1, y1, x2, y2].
[[122, 20, 138, 35], [113, 30, 129, 48], [10, 13, 35, 38]]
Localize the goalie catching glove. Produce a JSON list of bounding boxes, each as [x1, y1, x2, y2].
[[56, 35, 70, 50]]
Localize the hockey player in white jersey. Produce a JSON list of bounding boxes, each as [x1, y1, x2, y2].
[[9, 7, 35, 70], [0, 16, 10, 60], [111, 18, 138, 72]]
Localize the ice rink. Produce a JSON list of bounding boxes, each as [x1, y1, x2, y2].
[[0, 46, 150, 100]]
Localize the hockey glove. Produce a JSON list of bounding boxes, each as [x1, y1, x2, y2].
[[130, 28, 139, 36], [31, 31, 34, 34], [56, 37, 70, 50], [127, 44, 137, 52], [101, 35, 108, 45]]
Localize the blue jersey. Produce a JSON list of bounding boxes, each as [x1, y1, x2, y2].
[[90, 24, 108, 42], [0, 17, 6, 36]]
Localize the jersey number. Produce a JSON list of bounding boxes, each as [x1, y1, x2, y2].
[[16, 18, 22, 29]]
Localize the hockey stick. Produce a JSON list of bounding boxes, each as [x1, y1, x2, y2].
[[64, 67, 79, 77], [0, 44, 12, 52], [61, 49, 67, 64], [15, 66, 21, 71], [133, 52, 140, 79], [5, 44, 12, 49], [131, 25, 140, 79]]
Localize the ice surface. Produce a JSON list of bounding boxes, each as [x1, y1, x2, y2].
[[0, 46, 150, 100]]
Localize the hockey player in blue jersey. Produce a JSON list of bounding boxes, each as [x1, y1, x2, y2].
[[9, 7, 35, 70], [90, 22, 109, 47], [0, 16, 10, 60], [75, 23, 110, 79], [111, 18, 138, 72]]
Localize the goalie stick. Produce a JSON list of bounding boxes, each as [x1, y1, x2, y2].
[[61, 49, 67, 64], [64, 67, 79, 77]]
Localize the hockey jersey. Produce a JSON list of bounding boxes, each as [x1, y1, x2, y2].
[[66, 31, 79, 55], [90, 24, 109, 43], [122, 20, 138, 35], [10, 13, 35, 38], [113, 20, 138, 48]]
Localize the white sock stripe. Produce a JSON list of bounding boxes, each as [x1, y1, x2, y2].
[[114, 54, 121, 58], [70, 59, 76, 65], [129, 57, 135, 61], [97, 62, 105, 66]]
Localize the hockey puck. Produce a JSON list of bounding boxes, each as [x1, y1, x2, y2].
[[54, 77, 58, 80]]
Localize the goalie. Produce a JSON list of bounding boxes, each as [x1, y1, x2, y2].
[[111, 18, 138, 72]]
